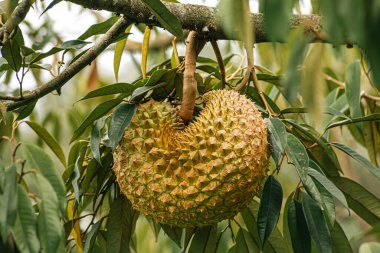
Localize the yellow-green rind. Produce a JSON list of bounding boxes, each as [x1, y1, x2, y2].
[[113, 90, 269, 227]]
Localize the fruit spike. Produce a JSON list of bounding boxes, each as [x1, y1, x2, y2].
[[113, 89, 269, 227]]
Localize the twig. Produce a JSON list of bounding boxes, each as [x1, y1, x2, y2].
[[5, 17, 132, 111], [0, 0, 34, 45], [211, 40, 226, 89], [323, 73, 345, 89]]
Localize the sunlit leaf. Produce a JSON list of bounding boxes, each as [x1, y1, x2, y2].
[[25, 121, 66, 167], [21, 144, 66, 214], [114, 25, 132, 82], [141, 26, 151, 79], [12, 185, 40, 253], [345, 60, 362, 118]]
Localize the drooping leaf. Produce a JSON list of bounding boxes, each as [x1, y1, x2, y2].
[[161, 224, 183, 249], [71, 96, 125, 142], [108, 103, 137, 150], [234, 229, 260, 253], [83, 220, 102, 253], [260, 0, 294, 41], [331, 177, 380, 224], [129, 82, 167, 102], [141, 26, 151, 79], [312, 179, 336, 227], [267, 118, 287, 166], [287, 199, 311, 253], [90, 117, 107, 165], [285, 133, 309, 182], [345, 60, 362, 118], [15, 100, 37, 121], [325, 113, 380, 130], [302, 192, 331, 253], [21, 144, 66, 214], [331, 222, 353, 253], [35, 174, 64, 253], [1, 39, 22, 71], [0, 164, 17, 241], [187, 226, 217, 253], [308, 168, 349, 212], [242, 200, 290, 253], [141, 0, 184, 39], [257, 175, 283, 247], [25, 121, 66, 167], [114, 25, 132, 82], [106, 196, 139, 253], [331, 142, 380, 180], [12, 185, 40, 253]]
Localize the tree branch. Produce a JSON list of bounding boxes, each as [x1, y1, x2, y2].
[[0, 0, 34, 45], [5, 17, 132, 111], [67, 0, 322, 42]]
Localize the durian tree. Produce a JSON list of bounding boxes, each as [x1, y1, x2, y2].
[[1, 0, 380, 252]]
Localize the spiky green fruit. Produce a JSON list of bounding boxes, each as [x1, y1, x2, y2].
[[113, 90, 269, 227]]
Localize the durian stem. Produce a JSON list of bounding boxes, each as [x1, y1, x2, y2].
[[179, 31, 205, 123], [211, 40, 227, 89]]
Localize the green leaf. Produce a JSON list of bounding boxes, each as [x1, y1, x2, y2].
[[257, 176, 283, 247], [242, 200, 290, 253], [15, 100, 37, 121], [160, 224, 183, 249], [35, 174, 64, 253], [308, 168, 348, 211], [21, 144, 66, 215], [108, 103, 137, 150], [1, 39, 22, 71], [71, 96, 125, 142], [331, 222, 353, 253], [331, 142, 380, 180], [260, 0, 293, 41], [267, 118, 287, 166], [285, 133, 309, 182], [79, 83, 136, 101], [79, 16, 121, 40], [302, 192, 331, 253], [313, 180, 336, 227], [331, 177, 380, 224], [345, 60, 362, 118], [188, 226, 217, 253], [235, 229, 260, 253], [41, 0, 62, 15], [217, 0, 253, 48], [287, 199, 311, 253], [83, 220, 102, 253], [0, 102, 6, 123], [12, 185, 40, 253], [114, 25, 132, 82], [106, 196, 139, 253], [141, 0, 183, 39], [325, 114, 380, 130], [60, 39, 91, 50], [90, 117, 106, 165], [129, 82, 167, 102], [25, 121, 66, 167], [0, 164, 17, 241], [72, 156, 83, 202]]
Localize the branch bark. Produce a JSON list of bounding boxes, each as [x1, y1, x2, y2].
[[0, 0, 34, 45], [5, 17, 132, 111], [67, 0, 322, 42]]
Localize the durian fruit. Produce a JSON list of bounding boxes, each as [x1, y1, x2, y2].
[[113, 89, 269, 227]]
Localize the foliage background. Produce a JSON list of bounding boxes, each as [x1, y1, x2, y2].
[[1, 0, 380, 252]]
